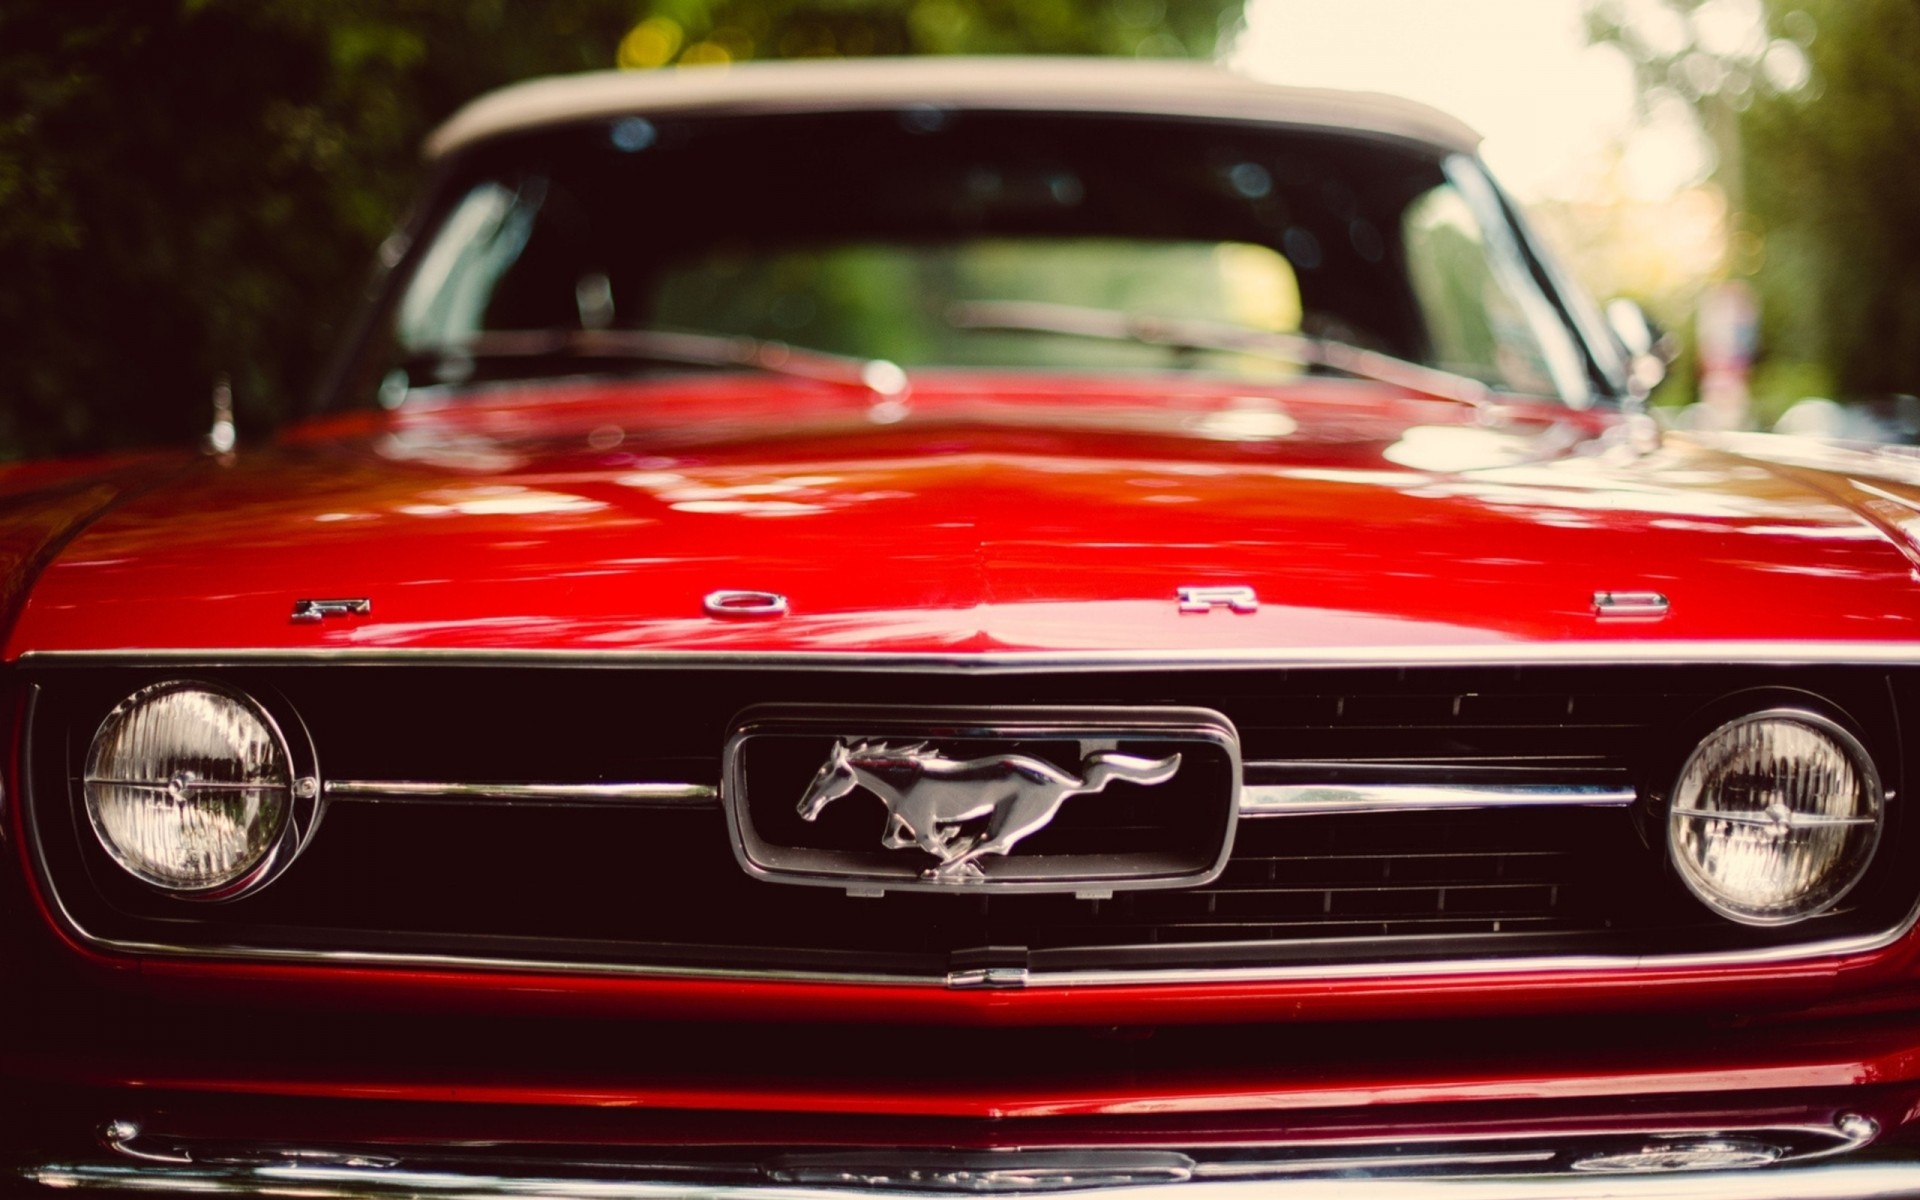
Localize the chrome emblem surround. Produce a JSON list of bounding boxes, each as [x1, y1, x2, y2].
[[723, 705, 1241, 894], [798, 740, 1182, 880]]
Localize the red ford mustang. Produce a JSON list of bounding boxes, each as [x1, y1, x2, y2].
[[7, 57, 1920, 1197]]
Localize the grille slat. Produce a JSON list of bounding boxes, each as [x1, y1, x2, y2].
[[1050, 916, 1574, 934]]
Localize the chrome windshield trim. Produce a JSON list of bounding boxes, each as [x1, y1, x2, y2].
[[22, 640, 1920, 672], [1241, 783, 1636, 818], [324, 780, 718, 806]]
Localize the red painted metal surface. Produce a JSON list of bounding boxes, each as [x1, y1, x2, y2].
[[12, 372, 1920, 1117], [9, 372, 1920, 660], [20, 998, 1920, 1117], [42, 1057, 1912, 1118], [112, 950, 1857, 1028], [88, 1087, 1920, 1152]]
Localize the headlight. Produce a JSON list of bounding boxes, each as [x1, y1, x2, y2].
[[1668, 709, 1882, 926], [83, 681, 316, 897]]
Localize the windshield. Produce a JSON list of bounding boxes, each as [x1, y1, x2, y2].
[[356, 110, 1605, 406]]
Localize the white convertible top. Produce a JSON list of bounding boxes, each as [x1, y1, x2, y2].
[[426, 57, 1482, 161]]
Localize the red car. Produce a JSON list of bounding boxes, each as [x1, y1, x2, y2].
[[7, 57, 1920, 1196]]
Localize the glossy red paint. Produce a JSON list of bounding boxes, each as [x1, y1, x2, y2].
[[0, 456, 179, 653], [32, 1006, 1920, 1118], [8, 373, 1920, 662], [13, 372, 1920, 1127]]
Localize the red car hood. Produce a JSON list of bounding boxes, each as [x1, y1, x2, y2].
[[10, 374, 1920, 662]]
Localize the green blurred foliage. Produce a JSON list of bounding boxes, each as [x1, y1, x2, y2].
[[1749, 358, 1836, 425], [1588, 0, 1920, 415], [1743, 0, 1920, 406], [0, 0, 1243, 460], [0, 1, 637, 458], [621, 0, 1230, 65]]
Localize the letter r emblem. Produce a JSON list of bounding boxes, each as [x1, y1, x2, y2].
[[1177, 585, 1258, 614]]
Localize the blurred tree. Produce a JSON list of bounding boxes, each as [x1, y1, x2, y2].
[[0, 1, 639, 457], [0, 0, 1243, 460], [1587, 0, 1920, 420], [616, 0, 1232, 66]]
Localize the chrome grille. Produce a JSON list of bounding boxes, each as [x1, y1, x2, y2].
[[23, 662, 1912, 979]]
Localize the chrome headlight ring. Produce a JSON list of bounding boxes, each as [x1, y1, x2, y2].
[[82, 679, 321, 901], [1667, 707, 1884, 927]]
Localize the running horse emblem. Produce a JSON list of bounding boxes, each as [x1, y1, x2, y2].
[[797, 741, 1182, 880]]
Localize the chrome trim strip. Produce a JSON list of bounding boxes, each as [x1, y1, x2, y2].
[[323, 780, 718, 806], [1024, 938, 1892, 987], [22, 640, 1920, 671], [39, 931, 932, 988], [61, 755, 1862, 825], [1241, 783, 1636, 817], [40, 918, 1920, 992]]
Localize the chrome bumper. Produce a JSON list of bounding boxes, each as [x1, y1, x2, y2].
[[14, 1112, 1920, 1200], [18, 1157, 1920, 1199]]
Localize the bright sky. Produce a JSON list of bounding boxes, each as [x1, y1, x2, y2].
[[1228, 0, 1710, 202]]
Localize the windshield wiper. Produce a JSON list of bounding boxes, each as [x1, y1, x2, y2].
[[405, 328, 910, 402], [946, 299, 1496, 409]]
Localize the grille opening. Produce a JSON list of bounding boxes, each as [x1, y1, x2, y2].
[[27, 663, 1910, 979]]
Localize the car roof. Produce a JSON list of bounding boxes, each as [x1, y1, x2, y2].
[[425, 56, 1483, 161]]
